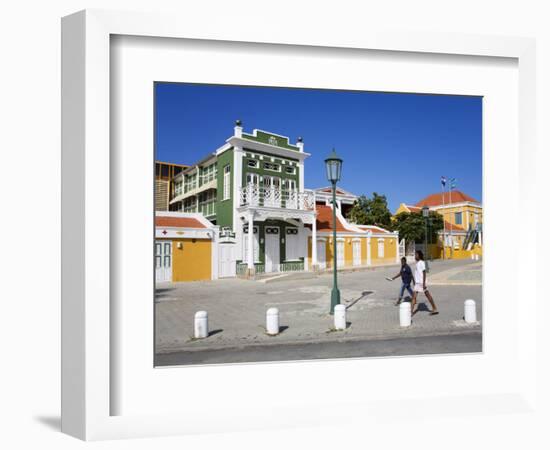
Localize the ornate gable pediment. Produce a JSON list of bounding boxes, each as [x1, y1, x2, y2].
[[241, 129, 299, 151]]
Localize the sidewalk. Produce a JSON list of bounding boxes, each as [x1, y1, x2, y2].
[[256, 260, 401, 283], [155, 259, 482, 354], [428, 262, 482, 285]]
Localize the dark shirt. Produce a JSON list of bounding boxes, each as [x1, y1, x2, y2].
[[400, 264, 413, 285]]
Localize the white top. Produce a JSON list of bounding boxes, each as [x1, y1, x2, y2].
[[414, 260, 426, 284]]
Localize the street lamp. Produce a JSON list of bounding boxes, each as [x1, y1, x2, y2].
[[325, 149, 343, 314], [422, 206, 429, 260]]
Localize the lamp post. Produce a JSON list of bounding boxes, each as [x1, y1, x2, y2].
[[325, 149, 343, 314], [422, 206, 429, 260]]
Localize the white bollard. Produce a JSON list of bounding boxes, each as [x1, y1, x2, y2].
[[334, 304, 346, 330], [266, 307, 279, 335], [470, 253, 474, 260], [399, 301, 412, 327], [464, 299, 477, 323], [194, 311, 208, 339]]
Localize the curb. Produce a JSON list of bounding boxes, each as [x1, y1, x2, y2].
[[156, 326, 482, 354]]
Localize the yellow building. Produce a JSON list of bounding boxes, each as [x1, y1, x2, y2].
[[308, 204, 399, 270], [155, 212, 218, 282], [395, 190, 483, 259], [416, 190, 483, 231], [394, 203, 422, 216]]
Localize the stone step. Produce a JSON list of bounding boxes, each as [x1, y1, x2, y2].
[[255, 271, 318, 283]]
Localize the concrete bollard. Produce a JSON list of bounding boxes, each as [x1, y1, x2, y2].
[[266, 307, 280, 335], [400, 301, 412, 327], [194, 311, 208, 339], [471, 253, 474, 260], [464, 299, 477, 323], [334, 304, 346, 330]]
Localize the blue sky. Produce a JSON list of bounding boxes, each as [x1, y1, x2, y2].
[[155, 83, 482, 212]]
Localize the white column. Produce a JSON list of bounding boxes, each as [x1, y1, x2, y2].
[[366, 236, 372, 266], [232, 145, 244, 264], [234, 122, 243, 138], [211, 226, 219, 280], [297, 160, 304, 191], [302, 226, 309, 271], [247, 211, 255, 270], [312, 215, 318, 270], [395, 236, 400, 263]]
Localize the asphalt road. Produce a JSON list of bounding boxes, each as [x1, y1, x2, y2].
[[155, 331, 482, 366]]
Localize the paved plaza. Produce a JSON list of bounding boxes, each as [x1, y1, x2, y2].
[[155, 259, 482, 364]]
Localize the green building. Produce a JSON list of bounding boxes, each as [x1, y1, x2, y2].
[[170, 121, 316, 277]]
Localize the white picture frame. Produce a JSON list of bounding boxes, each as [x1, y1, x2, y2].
[[61, 9, 538, 441]]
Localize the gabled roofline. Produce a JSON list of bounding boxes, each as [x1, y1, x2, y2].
[[226, 136, 311, 161], [314, 186, 358, 199], [249, 128, 294, 142], [173, 153, 217, 179], [215, 142, 232, 155], [428, 201, 483, 210], [155, 211, 216, 229], [415, 190, 480, 208], [330, 203, 365, 233], [155, 160, 190, 168]]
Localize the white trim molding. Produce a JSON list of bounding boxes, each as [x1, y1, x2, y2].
[[227, 136, 311, 162]]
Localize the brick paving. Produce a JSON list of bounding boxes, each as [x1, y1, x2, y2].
[[155, 259, 482, 354]]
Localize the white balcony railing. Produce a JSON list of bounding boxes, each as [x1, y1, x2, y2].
[[238, 183, 314, 210]]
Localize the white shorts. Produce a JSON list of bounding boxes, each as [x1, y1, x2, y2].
[[414, 283, 428, 293]]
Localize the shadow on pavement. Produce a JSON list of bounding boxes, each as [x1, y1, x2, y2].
[[346, 290, 374, 309]]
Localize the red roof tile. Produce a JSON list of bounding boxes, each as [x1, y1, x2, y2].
[[443, 221, 465, 232], [315, 205, 354, 232], [319, 187, 350, 195], [416, 190, 478, 207], [358, 225, 390, 234], [316, 205, 348, 232], [155, 216, 206, 228]]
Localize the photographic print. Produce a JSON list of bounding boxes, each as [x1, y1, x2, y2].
[[154, 83, 482, 366]]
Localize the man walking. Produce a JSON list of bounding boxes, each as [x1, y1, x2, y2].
[[411, 250, 439, 316], [387, 257, 414, 306]]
